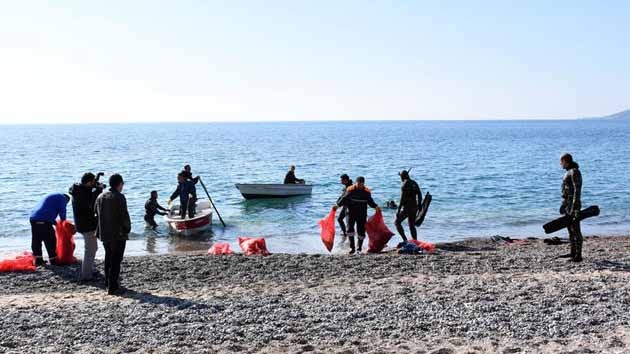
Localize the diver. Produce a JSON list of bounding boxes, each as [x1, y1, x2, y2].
[[334, 176, 380, 254], [559, 153, 583, 262], [168, 172, 197, 219], [336, 174, 353, 242], [144, 190, 168, 228], [394, 170, 422, 241], [284, 165, 305, 184]]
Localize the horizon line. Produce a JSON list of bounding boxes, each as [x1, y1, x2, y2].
[[0, 116, 610, 126]]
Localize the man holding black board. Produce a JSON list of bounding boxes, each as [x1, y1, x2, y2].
[[559, 153, 583, 262]]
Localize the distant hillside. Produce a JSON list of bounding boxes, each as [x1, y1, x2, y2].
[[595, 109, 630, 120]]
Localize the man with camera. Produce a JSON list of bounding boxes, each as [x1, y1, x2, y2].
[[69, 172, 105, 280]]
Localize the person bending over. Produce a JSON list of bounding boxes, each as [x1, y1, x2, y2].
[[29, 193, 70, 266], [144, 190, 168, 228]]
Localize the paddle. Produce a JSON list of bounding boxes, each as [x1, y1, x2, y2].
[[198, 177, 226, 227]]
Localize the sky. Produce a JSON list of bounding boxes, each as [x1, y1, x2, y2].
[[0, 1, 629, 124]]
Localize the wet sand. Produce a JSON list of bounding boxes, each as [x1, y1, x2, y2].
[[2, 236, 630, 353]]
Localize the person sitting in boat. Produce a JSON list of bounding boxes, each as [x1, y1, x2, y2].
[[144, 191, 168, 229], [284, 165, 305, 184], [182, 164, 200, 184], [168, 172, 197, 219]]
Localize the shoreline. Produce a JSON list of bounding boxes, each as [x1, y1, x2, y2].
[[2, 236, 630, 353]]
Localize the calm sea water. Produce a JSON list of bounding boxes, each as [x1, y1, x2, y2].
[[0, 120, 628, 257]]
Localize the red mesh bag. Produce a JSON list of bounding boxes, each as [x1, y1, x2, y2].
[[365, 209, 395, 253], [0, 252, 36, 272], [208, 242, 234, 255], [409, 239, 436, 253], [55, 220, 78, 265], [318, 208, 336, 252], [237, 237, 270, 256]]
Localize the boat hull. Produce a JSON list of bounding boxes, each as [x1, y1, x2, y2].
[[235, 183, 313, 200], [164, 200, 213, 236]]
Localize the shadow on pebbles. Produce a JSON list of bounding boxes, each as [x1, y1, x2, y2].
[[2, 236, 630, 353]]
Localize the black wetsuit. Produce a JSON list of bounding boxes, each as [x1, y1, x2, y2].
[[144, 198, 167, 228], [337, 185, 378, 251], [395, 178, 422, 241], [284, 171, 304, 184], [336, 180, 353, 237], [561, 162, 583, 259]]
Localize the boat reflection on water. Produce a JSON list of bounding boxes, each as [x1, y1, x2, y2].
[[167, 229, 214, 253]]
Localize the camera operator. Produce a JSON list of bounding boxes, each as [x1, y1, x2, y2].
[[69, 172, 105, 281]]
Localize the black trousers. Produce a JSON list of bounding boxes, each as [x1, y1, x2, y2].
[[337, 207, 349, 236], [180, 199, 196, 219], [347, 213, 367, 240], [103, 240, 126, 291], [30, 220, 56, 260], [144, 214, 157, 228], [395, 206, 418, 241]]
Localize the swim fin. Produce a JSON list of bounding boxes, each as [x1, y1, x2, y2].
[[542, 205, 600, 234]]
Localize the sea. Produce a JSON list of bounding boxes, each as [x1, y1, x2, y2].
[[0, 120, 628, 258]]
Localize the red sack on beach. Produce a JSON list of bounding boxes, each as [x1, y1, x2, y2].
[[208, 242, 234, 255], [365, 209, 395, 253], [318, 208, 336, 252], [409, 239, 436, 253], [0, 252, 36, 272], [55, 220, 78, 265], [237, 237, 270, 256]]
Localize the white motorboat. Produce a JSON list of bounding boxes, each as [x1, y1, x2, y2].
[[164, 200, 213, 235], [235, 183, 313, 199]]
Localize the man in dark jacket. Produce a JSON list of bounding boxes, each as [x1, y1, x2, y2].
[[69, 172, 104, 280], [182, 164, 200, 184], [334, 176, 380, 254], [559, 153, 583, 262], [29, 193, 70, 266], [95, 174, 131, 295], [168, 172, 197, 219], [394, 170, 423, 241], [145, 190, 168, 228], [336, 174, 353, 241], [284, 165, 305, 184]]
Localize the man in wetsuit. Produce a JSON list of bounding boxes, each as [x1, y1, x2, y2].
[[559, 153, 583, 262], [144, 190, 168, 228], [394, 170, 422, 241], [168, 172, 197, 219], [334, 176, 380, 254], [336, 174, 353, 241], [182, 164, 200, 184], [284, 165, 305, 184]]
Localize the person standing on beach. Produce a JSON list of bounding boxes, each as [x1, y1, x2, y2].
[[182, 164, 200, 184], [95, 174, 131, 295], [69, 172, 105, 280], [394, 170, 422, 241], [334, 176, 380, 254], [29, 193, 70, 266], [336, 174, 353, 242], [559, 153, 583, 262], [284, 165, 305, 184], [168, 172, 197, 219], [144, 190, 168, 228]]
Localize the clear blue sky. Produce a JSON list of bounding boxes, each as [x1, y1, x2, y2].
[[1, 1, 628, 123]]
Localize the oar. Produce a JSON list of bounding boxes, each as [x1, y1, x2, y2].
[[198, 177, 226, 227]]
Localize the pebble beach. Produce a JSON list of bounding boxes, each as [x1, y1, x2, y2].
[[2, 236, 630, 354]]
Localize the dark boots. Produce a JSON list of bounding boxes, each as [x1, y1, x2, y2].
[[357, 238, 364, 253], [348, 236, 356, 255]]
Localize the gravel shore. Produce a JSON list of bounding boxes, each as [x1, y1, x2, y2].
[[2, 236, 630, 354]]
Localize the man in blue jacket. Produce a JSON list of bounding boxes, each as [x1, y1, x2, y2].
[[168, 172, 197, 219], [29, 193, 70, 266]]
